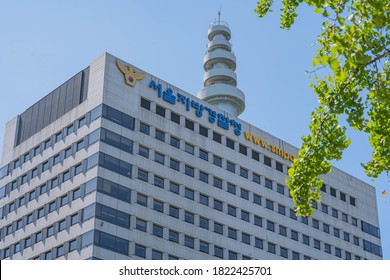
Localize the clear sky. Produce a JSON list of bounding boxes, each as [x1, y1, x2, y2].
[[0, 0, 388, 259]]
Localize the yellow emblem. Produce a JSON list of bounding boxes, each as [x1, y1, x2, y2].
[[116, 60, 145, 87]]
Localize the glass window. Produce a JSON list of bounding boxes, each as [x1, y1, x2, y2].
[[241, 210, 250, 222], [139, 122, 150, 135], [37, 207, 45, 218], [71, 214, 78, 225], [184, 211, 194, 224], [214, 199, 223, 211], [154, 175, 164, 188], [279, 225, 287, 236], [353, 236, 359, 246], [240, 188, 249, 200], [170, 136, 180, 148], [314, 239, 321, 250], [66, 124, 74, 135], [11, 180, 17, 190], [267, 220, 275, 232], [344, 232, 350, 242], [340, 192, 346, 201], [155, 152, 164, 165], [185, 119, 194, 130], [199, 148, 209, 161], [292, 251, 300, 260], [47, 225, 54, 237], [278, 204, 286, 215], [240, 167, 248, 178], [153, 224, 164, 237], [135, 244, 146, 258], [152, 250, 163, 260], [137, 193, 148, 206], [185, 143, 194, 154], [226, 161, 235, 173], [59, 219, 66, 231], [312, 219, 319, 229], [350, 196, 356, 206], [332, 208, 338, 218], [69, 239, 76, 251], [213, 155, 222, 167], [79, 116, 86, 127], [16, 219, 23, 230], [138, 146, 149, 158], [291, 230, 298, 241], [323, 223, 330, 233], [280, 247, 288, 258], [169, 205, 179, 218], [342, 213, 348, 223], [252, 150, 260, 161], [266, 199, 274, 210], [325, 243, 331, 254], [53, 154, 61, 165], [301, 216, 308, 225], [169, 230, 179, 243], [253, 194, 262, 205], [321, 184, 327, 192], [73, 188, 80, 200], [213, 177, 222, 189], [227, 205, 236, 217], [334, 228, 340, 238], [199, 171, 208, 183], [199, 193, 209, 206], [136, 218, 147, 232], [265, 178, 273, 189], [155, 104, 165, 117], [289, 209, 297, 220], [29, 190, 36, 201], [199, 240, 209, 254], [227, 182, 236, 194], [185, 165, 194, 177], [214, 246, 224, 258], [21, 174, 27, 184], [138, 169, 148, 182], [226, 138, 235, 149], [254, 215, 262, 227], [41, 161, 49, 172], [199, 125, 208, 137], [264, 156, 271, 167], [169, 181, 179, 194], [36, 231, 43, 242], [321, 204, 328, 214], [56, 245, 65, 258], [214, 222, 223, 234], [199, 216, 209, 229], [184, 188, 194, 200], [60, 195, 68, 206], [242, 232, 251, 244], [330, 187, 337, 197], [228, 227, 237, 239], [140, 98, 150, 110], [352, 217, 358, 226], [239, 144, 247, 155], [27, 213, 33, 224], [255, 238, 263, 249], [25, 237, 31, 248], [153, 200, 164, 213], [277, 184, 285, 194], [55, 131, 62, 143], [14, 159, 20, 169], [303, 234, 310, 245], [268, 242, 276, 254], [49, 201, 56, 213], [170, 111, 180, 124], [213, 132, 221, 143], [155, 129, 165, 142], [74, 163, 82, 175], [169, 158, 180, 171], [276, 161, 283, 172], [184, 235, 194, 248], [76, 140, 84, 151]]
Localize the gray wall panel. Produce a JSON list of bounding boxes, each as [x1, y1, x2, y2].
[[50, 88, 60, 122], [43, 94, 53, 128], [65, 76, 75, 113], [57, 83, 67, 118], [29, 102, 39, 135], [36, 98, 46, 132]]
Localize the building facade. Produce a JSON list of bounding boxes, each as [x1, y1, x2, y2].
[[0, 23, 383, 260]]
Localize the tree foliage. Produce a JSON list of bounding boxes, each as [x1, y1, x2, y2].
[[255, 0, 390, 216]]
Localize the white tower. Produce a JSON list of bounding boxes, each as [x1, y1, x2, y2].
[[197, 13, 245, 117]]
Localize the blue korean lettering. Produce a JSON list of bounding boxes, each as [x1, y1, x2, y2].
[[163, 88, 176, 104]]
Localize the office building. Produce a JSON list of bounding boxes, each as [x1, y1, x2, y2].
[[0, 19, 382, 260]]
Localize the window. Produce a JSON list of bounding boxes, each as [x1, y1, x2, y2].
[[19, 196, 25, 207], [138, 146, 149, 158], [184, 188, 194, 200], [226, 161, 235, 173], [280, 247, 288, 259], [254, 215, 262, 227], [199, 193, 209, 206], [25, 237, 31, 248], [11, 180, 17, 190], [252, 150, 260, 161], [325, 243, 332, 254], [321, 204, 328, 214], [253, 173, 261, 184], [239, 144, 247, 155], [267, 220, 275, 232], [138, 169, 148, 182], [170, 181, 179, 194], [27, 213, 33, 224], [213, 155, 222, 167], [255, 238, 263, 249], [268, 242, 276, 254], [76, 140, 84, 151], [60, 195, 68, 206], [241, 210, 250, 222], [350, 196, 356, 206], [153, 200, 164, 213], [279, 225, 287, 236], [73, 188, 80, 200], [66, 124, 74, 135], [71, 214, 78, 225], [278, 204, 286, 215], [276, 161, 283, 172], [253, 194, 262, 205], [213, 132, 221, 143], [153, 224, 163, 238], [38, 207, 45, 218], [185, 119, 194, 131], [214, 246, 224, 258], [6, 225, 12, 235], [152, 250, 163, 260], [49, 201, 56, 213], [342, 213, 348, 223], [314, 239, 321, 250], [185, 142, 194, 154], [185, 165, 194, 177], [184, 235, 194, 248], [136, 218, 147, 232], [289, 209, 297, 220], [240, 167, 248, 178], [154, 175, 164, 188], [334, 228, 340, 238], [340, 192, 346, 201], [155, 129, 165, 141], [199, 125, 208, 137], [344, 232, 350, 242], [264, 156, 271, 167], [170, 111, 180, 124], [292, 251, 300, 260], [227, 182, 236, 194], [345, 252, 352, 260], [47, 225, 54, 237], [199, 171, 208, 183], [242, 232, 251, 244], [291, 230, 298, 241], [75, 164, 82, 175], [79, 116, 86, 127], [199, 216, 209, 229], [352, 217, 358, 226], [213, 177, 222, 189], [265, 178, 273, 189], [330, 187, 337, 197], [53, 154, 61, 165], [353, 236, 359, 246], [36, 231, 43, 242], [199, 149, 208, 161], [50, 177, 58, 189], [214, 222, 223, 234], [332, 208, 338, 218], [59, 219, 66, 231], [55, 131, 62, 143], [321, 184, 327, 192], [323, 223, 330, 233], [21, 174, 27, 184], [301, 216, 308, 225], [266, 199, 274, 210], [227, 205, 236, 217], [184, 211, 194, 224], [31, 168, 38, 178], [154, 152, 164, 165], [137, 193, 148, 206], [16, 219, 23, 230], [312, 219, 319, 229], [135, 244, 146, 258], [29, 190, 36, 201], [199, 241, 209, 254], [169, 230, 179, 243], [226, 138, 235, 149], [57, 245, 65, 258], [140, 98, 150, 110], [62, 170, 70, 182], [214, 199, 223, 211], [155, 105, 165, 117], [69, 239, 77, 251], [228, 227, 237, 239], [170, 136, 180, 148], [169, 205, 179, 218], [139, 123, 150, 135], [303, 234, 310, 245], [170, 158, 180, 171], [277, 184, 285, 194]]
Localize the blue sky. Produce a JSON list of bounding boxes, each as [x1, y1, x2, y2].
[[0, 0, 388, 259]]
